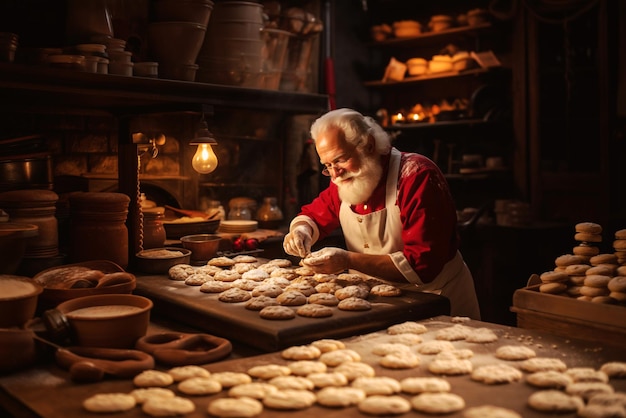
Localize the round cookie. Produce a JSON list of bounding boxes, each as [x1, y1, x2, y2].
[[83, 393, 136, 413], [296, 303, 333, 318], [540, 271, 568, 283], [565, 264, 592, 276], [584, 274, 612, 288], [400, 377, 451, 394], [434, 324, 473, 341], [262, 389, 316, 410], [232, 254, 258, 263], [199, 280, 233, 293], [351, 376, 401, 396], [177, 376, 222, 395], [232, 263, 257, 273], [267, 258, 293, 268], [417, 340, 455, 355], [591, 296, 615, 304], [288, 360, 327, 376], [232, 278, 260, 291], [168, 264, 195, 281], [575, 232, 603, 243], [577, 404, 626, 418], [410, 392, 465, 414], [576, 222, 603, 234], [133, 370, 174, 387], [241, 268, 270, 282], [600, 362, 626, 378], [428, 358, 473, 375], [210, 371, 252, 388], [372, 343, 412, 356], [259, 305, 295, 320], [573, 245, 601, 256], [471, 364, 523, 384], [228, 382, 278, 399], [586, 265, 617, 276], [565, 367, 609, 383], [528, 390, 584, 413], [322, 350, 365, 370], [590, 253, 618, 266], [167, 365, 210, 381], [285, 282, 317, 296], [267, 375, 316, 390], [463, 405, 522, 418], [608, 276, 626, 292], [208, 256, 236, 267], [520, 357, 567, 373], [245, 295, 279, 311], [251, 283, 284, 297], [555, 254, 586, 267], [208, 397, 263, 418], [214, 269, 241, 282], [129, 388, 175, 404], [316, 386, 366, 407], [334, 361, 375, 381], [539, 282, 567, 294], [310, 338, 345, 352], [388, 333, 423, 345], [308, 292, 339, 306], [370, 284, 402, 296], [380, 352, 420, 369], [335, 285, 370, 300], [615, 229, 626, 239], [580, 286, 610, 297], [387, 321, 428, 335], [495, 345, 536, 361], [281, 345, 322, 360], [184, 272, 210, 286], [307, 372, 348, 388], [526, 370, 573, 388], [609, 291, 626, 302], [143, 396, 195, 417], [337, 297, 371, 311], [436, 349, 474, 360], [465, 327, 498, 343], [247, 364, 291, 380], [218, 287, 251, 303], [357, 395, 411, 415], [276, 290, 307, 306], [565, 382, 615, 401]]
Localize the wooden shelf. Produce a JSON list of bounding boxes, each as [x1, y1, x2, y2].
[[364, 67, 493, 87], [369, 23, 493, 48], [388, 119, 488, 129], [0, 62, 329, 115]]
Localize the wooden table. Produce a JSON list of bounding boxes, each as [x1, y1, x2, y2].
[[1, 316, 625, 418]]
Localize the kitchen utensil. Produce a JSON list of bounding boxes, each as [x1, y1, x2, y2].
[[135, 332, 232, 366], [180, 234, 222, 262], [0, 275, 43, 327], [33, 334, 154, 382]]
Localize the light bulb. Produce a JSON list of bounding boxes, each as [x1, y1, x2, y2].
[[191, 143, 218, 174]]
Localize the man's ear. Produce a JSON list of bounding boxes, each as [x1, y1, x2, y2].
[[364, 135, 376, 154]]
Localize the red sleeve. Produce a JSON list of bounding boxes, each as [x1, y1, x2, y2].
[[298, 181, 342, 240], [397, 153, 459, 283]]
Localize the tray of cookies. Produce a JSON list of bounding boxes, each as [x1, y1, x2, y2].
[[134, 256, 450, 352]]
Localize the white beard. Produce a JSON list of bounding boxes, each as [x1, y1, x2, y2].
[[333, 153, 383, 205]]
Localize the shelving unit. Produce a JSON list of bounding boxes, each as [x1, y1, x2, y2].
[[0, 62, 328, 262]]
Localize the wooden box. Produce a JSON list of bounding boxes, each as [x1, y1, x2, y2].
[[511, 284, 626, 348]]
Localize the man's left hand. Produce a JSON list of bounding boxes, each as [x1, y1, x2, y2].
[[302, 247, 348, 274]]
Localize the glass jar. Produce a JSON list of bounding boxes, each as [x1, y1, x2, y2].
[[68, 192, 130, 268], [142, 206, 166, 249], [256, 197, 283, 229], [228, 203, 252, 221]]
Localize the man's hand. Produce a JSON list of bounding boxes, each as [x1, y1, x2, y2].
[[301, 247, 348, 274], [283, 224, 313, 258]]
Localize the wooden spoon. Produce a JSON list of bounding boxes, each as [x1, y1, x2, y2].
[[164, 205, 212, 220]]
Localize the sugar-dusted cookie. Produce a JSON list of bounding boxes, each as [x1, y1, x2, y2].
[[245, 295, 278, 311], [228, 382, 278, 399], [268, 375, 314, 391], [400, 377, 451, 394], [262, 389, 316, 410], [337, 296, 371, 311], [296, 303, 333, 318], [83, 393, 136, 413], [528, 390, 584, 413], [259, 305, 295, 320], [218, 287, 251, 303], [357, 395, 411, 415], [495, 345, 536, 361], [208, 256, 236, 267], [471, 364, 523, 384], [351, 376, 401, 396], [411, 392, 465, 414]]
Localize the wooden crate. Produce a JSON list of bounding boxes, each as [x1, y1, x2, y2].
[[511, 285, 626, 348]]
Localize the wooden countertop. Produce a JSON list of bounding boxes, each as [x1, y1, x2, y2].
[[1, 316, 625, 418]]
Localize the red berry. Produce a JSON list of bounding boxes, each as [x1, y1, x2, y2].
[[244, 238, 259, 250]]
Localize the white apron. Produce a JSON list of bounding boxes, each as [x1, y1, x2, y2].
[[339, 148, 481, 319]]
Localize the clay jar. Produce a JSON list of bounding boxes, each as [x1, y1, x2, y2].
[[0, 189, 59, 258], [68, 192, 130, 268], [142, 207, 166, 249], [0, 328, 37, 373]]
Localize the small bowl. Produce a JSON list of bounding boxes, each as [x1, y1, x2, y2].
[[163, 219, 220, 240], [33, 260, 136, 311], [180, 234, 221, 262], [0, 275, 43, 327], [135, 247, 191, 274], [55, 294, 152, 348]]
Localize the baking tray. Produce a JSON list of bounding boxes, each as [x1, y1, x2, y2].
[[134, 274, 450, 352]]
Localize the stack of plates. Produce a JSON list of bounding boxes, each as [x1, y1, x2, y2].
[[218, 220, 258, 233]]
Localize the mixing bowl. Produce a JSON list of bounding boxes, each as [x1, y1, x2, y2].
[[0, 275, 43, 327], [180, 234, 221, 262]]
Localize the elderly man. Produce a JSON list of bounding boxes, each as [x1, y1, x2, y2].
[[283, 108, 480, 319]]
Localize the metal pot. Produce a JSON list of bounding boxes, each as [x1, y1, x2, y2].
[[0, 155, 53, 192]]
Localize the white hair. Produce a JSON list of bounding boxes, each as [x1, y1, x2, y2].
[[310, 108, 392, 155]]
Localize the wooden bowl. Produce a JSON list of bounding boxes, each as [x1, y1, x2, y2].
[[134, 247, 191, 274], [33, 260, 136, 310], [56, 294, 152, 348], [0, 275, 43, 327], [163, 219, 220, 240], [180, 234, 221, 262]]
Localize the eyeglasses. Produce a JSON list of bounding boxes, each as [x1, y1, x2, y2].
[[321, 156, 351, 177]]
